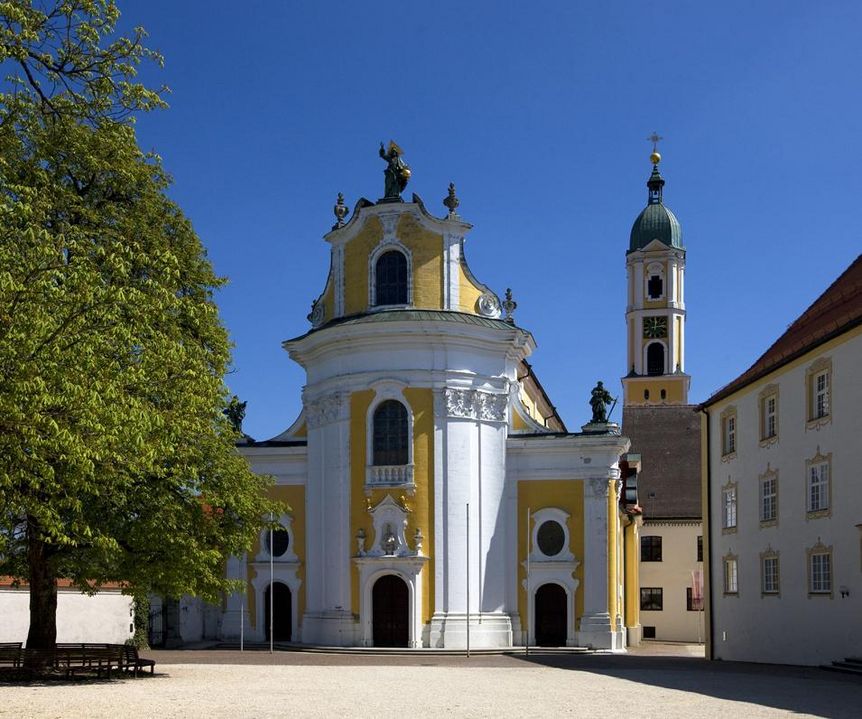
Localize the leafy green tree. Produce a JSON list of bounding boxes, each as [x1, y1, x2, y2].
[[0, 0, 279, 649]]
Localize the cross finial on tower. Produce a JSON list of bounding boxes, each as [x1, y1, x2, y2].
[[647, 132, 663, 153]]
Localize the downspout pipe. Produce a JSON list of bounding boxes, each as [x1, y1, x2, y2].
[[699, 405, 714, 659]]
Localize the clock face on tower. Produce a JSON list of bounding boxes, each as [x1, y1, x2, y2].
[[643, 316, 668, 339]]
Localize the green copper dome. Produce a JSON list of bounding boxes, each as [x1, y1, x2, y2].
[[628, 164, 683, 252]]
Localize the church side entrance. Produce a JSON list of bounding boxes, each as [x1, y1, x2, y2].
[[372, 574, 409, 647], [264, 582, 292, 642], [534, 583, 567, 647]]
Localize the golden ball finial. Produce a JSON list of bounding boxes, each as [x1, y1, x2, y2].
[[650, 151, 661, 165]]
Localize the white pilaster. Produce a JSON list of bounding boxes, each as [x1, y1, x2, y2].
[[577, 476, 619, 650], [302, 390, 357, 645]]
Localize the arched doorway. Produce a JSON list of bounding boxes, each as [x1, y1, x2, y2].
[[372, 574, 409, 647], [534, 583, 567, 647], [263, 582, 292, 642]]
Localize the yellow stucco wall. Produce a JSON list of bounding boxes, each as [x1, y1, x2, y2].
[[457, 263, 484, 314], [517, 481, 585, 628], [624, 377, 687, 405], [343, 218, 382, 316], [403, 387, 435, 623], [349, 388, 435, 624], [247, 484, 306, 631], [397, 215, 443, 310]]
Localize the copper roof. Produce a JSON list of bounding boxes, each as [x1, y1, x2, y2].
[[702, 254, 862, 407]]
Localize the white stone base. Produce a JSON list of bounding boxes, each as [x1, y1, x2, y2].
[[577, 612, 625, 650], [301, 611, 359, 646], [427, 612, 513, 648], [626, 624, 642, 646]]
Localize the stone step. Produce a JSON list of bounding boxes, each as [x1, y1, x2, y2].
[[216, 642, 593, 656], [821, 661, 862, 676]]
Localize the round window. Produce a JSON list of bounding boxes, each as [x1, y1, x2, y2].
[[537, 520, 565, 557], [266, 528, 290, 557]]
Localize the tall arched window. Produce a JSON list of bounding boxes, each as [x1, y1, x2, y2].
[[373, 400, 408, 465], [375, 250, 407, 306], [647, 342, 665, 376]]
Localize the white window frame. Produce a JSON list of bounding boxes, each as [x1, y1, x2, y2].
[[723, 555, 738, 595], [722, 481, 737, 532], [759, 467, 778, 525], [805, 357, 832, 428], [720, 406, 737, 458], [758, 384, 779, 444], [368, 242, 413, 310], [806, 449, 831, 517], [808, 546, 832, 595], [761, 552, 779, 595], [645, 261, 666, 301], [365, 380, 415, 489]]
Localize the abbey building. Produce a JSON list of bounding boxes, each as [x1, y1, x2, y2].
[[221, 149, 638, 649]]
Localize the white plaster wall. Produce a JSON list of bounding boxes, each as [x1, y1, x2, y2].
[[638, 521, 704, 642], [0, 589, 133, 644], [708, 332, 862, 665]]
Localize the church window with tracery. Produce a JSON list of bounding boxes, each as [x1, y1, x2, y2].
[[372, 400, 409, 466]]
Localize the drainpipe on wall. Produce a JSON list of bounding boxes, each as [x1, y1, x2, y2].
[[699, 405, 714, 660]]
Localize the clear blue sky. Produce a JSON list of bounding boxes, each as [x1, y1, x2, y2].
[[120, 1, 860, 440]]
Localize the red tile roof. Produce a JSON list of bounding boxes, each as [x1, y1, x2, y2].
[[703, 254, 862, 406]]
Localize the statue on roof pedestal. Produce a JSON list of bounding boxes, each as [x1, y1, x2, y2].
[[379, 140, 411, 199], [589, 381, 615, 424]]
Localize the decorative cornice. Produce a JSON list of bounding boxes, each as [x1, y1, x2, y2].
[[444, 388, 508, 422]]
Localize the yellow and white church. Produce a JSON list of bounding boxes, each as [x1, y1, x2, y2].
[[223, 148, 642, 649]]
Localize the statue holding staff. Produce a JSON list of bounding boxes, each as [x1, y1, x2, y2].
[[589, 381, 616, 424]]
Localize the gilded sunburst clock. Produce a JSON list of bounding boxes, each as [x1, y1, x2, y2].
[[643, 316, 667, 339]]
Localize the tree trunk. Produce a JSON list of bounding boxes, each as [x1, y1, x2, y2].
[[26, 516, 58, 651]]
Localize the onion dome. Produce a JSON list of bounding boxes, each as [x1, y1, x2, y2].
[[629, 154, 683, 252]]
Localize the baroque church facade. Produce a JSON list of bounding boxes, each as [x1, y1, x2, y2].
[[221, 148, 638, 649]]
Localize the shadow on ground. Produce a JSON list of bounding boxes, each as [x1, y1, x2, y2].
[[512, 653, 862, 719]]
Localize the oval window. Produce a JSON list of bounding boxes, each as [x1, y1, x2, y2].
[[537, 520, 565, 557], [267, 528, 290, 557]]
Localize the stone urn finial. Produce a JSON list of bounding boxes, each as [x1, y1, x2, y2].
[[443, 182, 460, 217], [333, 192, 349, 229], [503, 288, 517, 324]]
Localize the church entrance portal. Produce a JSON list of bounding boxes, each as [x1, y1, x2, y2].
[[372, 574, 409, 647], [535, 583, 567, 647], [264, 582, 292, 642]]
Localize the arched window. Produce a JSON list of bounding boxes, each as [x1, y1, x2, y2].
[[375, 251, 407, 306], [647, 343, 665, 376], [373, 400, 408, 466]]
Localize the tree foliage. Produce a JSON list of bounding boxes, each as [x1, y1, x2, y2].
[[0, 1, 279, 647]]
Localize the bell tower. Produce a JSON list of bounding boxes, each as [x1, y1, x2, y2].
[[622, 145, 689, 406]]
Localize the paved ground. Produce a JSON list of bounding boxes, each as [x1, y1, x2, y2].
[[2, 644, 860, 718]]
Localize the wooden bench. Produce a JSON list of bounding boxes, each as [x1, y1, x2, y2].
[[57, 643, 155, 677], [23, 645, 124, 678], [121, 645, 156, 676], [0, 642, 22, 668]]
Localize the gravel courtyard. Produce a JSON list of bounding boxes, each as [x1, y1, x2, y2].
[[2, 647, 860, 718]]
